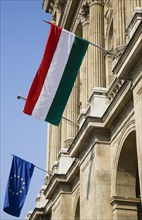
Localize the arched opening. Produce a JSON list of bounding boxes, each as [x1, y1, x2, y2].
[[116, 131, 137, 197], [74, 198, 80, 220], [116, 130, 141, 219]]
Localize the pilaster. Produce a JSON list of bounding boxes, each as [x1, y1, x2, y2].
[[80, 141, 112, 220], [51, 193, 73, 220], [94, 142, 112, 219], [133, 77, 142, 202], [104, 0, 114, 87], [80, 2, 89, 110], [113, 0, 125, 53], [47, 124, 61, 171], [61, 108, 67, 148]]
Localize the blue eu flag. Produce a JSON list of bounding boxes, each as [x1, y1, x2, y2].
[[3, 155, 35, 217]]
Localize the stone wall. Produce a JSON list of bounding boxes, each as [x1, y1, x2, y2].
[[26, 1, 142, 220]]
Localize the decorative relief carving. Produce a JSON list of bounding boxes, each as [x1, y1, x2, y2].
[[48, 0, 55, 13], [55, 0, 65, 12], [80, 1, 90, 24], [104, 0, 113, 23], [104, 0, 112, 7], [108, 79, 125, 101], [48, 0, 65, 24]]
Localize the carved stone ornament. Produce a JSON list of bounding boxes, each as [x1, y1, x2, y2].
[[80, 1, 90, 24], [104, 0, 112, 7], [104, 0, 113, 23], [55, 0, 65, 12], [88, 0, 104, 6]]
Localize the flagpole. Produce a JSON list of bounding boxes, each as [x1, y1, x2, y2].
[[17, 95, 26, 101], [43, 19, 116, 57], [34, 165, 49, 175], [88, 41, 116, 56], [17, 95, 79, 127], [62, 116, 79, 127], [10, 154, 49, 175]]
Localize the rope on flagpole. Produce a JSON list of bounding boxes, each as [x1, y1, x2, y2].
[[17, 95, 79, 127], [43, 19, 116, 57]]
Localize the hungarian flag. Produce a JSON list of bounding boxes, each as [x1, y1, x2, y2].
[[23, 23, 89, 126]]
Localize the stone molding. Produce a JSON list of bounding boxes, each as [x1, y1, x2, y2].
[[107, 78, 125, 102], [110, 196, 141, 211], [69, 80, 133, 158], [113, 14, 142, 79], [89, 0, 104, 7], [111, 118, 135, 196], [35, 185, 47, 209], [44, 158, 80, 199], [126, 7, 142, 41], [104, 0, 112, 7], [88, 87, 109, 118]]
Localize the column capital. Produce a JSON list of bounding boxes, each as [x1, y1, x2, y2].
[[80, 2, 90, 25], [89, 0, 104, 7]]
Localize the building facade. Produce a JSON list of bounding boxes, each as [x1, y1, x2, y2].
[[26, 0, 142, 219]]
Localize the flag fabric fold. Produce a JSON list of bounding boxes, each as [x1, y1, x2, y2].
[[3, 155, 35, 217], [23, 23, 89, 125]]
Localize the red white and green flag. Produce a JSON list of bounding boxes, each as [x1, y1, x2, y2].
[[23, 23, 89, 126]]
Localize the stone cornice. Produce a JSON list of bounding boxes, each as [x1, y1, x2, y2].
[[103, 81, 133, 128], [113, 21, 142, 79], [43, 159, 80, 214], [26, 208, 46, 220], [68, 79, 133, 157], [44, 158, 80, 199]]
